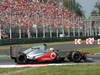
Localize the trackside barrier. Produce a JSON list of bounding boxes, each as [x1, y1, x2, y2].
[[0, 37, 75, 45]]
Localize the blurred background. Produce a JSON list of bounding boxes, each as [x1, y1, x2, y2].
[[0, 0, 100, 45]]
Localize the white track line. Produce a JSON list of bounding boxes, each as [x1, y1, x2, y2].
[[0, 63, 98, 68]]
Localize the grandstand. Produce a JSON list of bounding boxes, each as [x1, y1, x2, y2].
[[0, 0, 84, 40]]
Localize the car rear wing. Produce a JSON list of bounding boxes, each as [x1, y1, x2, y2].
[[10, 46, 29, 59]]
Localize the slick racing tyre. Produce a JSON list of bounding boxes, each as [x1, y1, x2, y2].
[[71, 51, 82, 62], [16, 54, 27, 64]]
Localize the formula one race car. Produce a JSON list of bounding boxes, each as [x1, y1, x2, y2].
[[10, 44, 88, 64]]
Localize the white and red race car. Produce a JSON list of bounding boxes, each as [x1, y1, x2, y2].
[[10, 44, 88, 64]]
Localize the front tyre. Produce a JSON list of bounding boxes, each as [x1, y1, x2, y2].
[[71, 51, 82, 62]]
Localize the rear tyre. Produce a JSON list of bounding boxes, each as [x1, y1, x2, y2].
[[16, 54, 27, 64]]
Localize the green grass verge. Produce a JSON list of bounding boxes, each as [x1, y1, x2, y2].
[[0, 64, 100, 75], [0, 41, 74, 49], [0, 67, 29, 74]]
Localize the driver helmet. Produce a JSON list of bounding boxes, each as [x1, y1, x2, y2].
[[49, 48, 54, 51]]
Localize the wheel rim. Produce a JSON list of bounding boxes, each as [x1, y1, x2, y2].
[[17, 55, 27, 63], [72, 52, 81, 62]]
